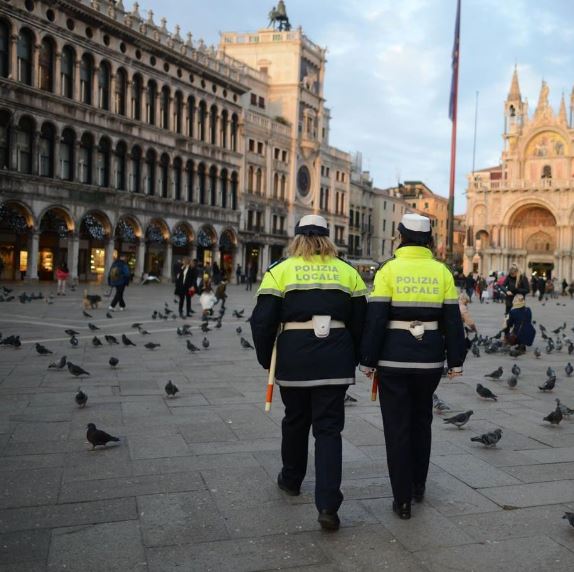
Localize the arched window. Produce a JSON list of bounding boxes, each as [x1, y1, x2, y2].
[[209, 105, 218, 145], [147, 81, 157, 125], [231, 113, 239, 151], [220, 110, 228, 149], [160, 153, 169, 198], [131, 74, 142, 120], [115, 141, 127, 190], [280, 174, 287, 199], [39, 37, 54, 92], [221, 169, 228, 208], [0, 20, 9, 78], [17, 29, 34, 85], [98, 61, 111, 110], [115, 68, 127, 115], [60, 128, 75, 181], [96, 137, 111, 187], [256, 168, 262, 195], [0, 110, 10, 170], [198, 163, 206, 204], [60, 46, 74, 98], [16, 116, 34, 174], [39, 123, 55, 177], [160, 86, 170, 130], [198, 101, 207, 141], [130, 146, 142, 192], [231, 172, 238, 210], [79, 133, 94, 183], [173, 92, 183, 134], [209, 166, 218, 206], [173, 157, 182, 200], [80, 54, 93, 104], [145, 149, 156, 195], [247, 166, 254, 192], [542, 165, 552, 179], [273, 172, 279, 198], [186, 160, 194, 202], [187, 96, 195, 138]]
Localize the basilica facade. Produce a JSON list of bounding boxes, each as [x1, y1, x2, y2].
[[464, 69, 574, 281]]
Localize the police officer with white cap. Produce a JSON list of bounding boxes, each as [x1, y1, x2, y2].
[[360, 213, 466, 520], [250, 214, 367, 531]]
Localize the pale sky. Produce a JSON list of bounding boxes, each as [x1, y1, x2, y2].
[[140, 0, 574, 214]]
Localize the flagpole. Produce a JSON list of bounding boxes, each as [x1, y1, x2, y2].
[[447, 0, 461, 265]]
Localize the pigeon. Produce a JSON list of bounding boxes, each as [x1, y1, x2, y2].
[[443, 410, 474, 429], [86, 423, 119, 449], [476, 383, 498, 401], [471, 344, 480, 358], [69, 336, 79, 347], [75, 388, 88, 408], [88, 323, 99, 331], [507, 375, 518, 389], [65, 329, 79, 336], [82, 310, 93, 318], [67, 362, 90, 377], [233, 309, 245, 318], [106, 312, 113, 319], [165, 380, 179, 397], [432, 393, 451, 413], [240, 337, 254, 349], [35, 343, 53, 355], [470, 428, 503, 447], [484, 367, 503, 380], [131, 323, 143, 329], [144, 342, 161, 350], [48, 355, 67, 369], [109, 356, 119, 368], [565, 363, 573, 377], [214, 318, 222, 329], [105, 335, 119, 345], [534, 347, 541, 359], [555, 399, 574, 417], [539, 377, 556, 392], [344, 394, 357, 404], [0, 335, 21, 348], [152, 311, 158, 320], [546, 367, 556, 378], [202, 337, 210, 349], [511, 364, 521, 377], [138, 328, 150, 335], [563, 513, 574, 528], [186, 340, 200, 352], [543, 406, 563, 425], [201, 322, 211, 333], [92, 336, 103, 347], [121, 334, 136, 347], [568, 343, 574, 355], [236, 326, 242, 335]]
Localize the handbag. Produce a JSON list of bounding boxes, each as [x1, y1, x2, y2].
[[505, 319, 525, 346]]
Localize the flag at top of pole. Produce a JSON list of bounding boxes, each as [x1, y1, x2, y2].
[[449, 0, 461, 121]]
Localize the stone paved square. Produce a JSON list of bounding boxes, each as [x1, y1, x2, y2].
[[1, 282, 574, 570]]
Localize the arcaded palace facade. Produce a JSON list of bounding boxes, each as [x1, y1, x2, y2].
[[464, 68, 574, 281]]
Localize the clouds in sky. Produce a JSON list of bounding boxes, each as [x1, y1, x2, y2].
[[140, 0, 574, 213]]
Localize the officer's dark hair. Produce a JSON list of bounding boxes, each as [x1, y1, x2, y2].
[[398, 234, 434, 250]]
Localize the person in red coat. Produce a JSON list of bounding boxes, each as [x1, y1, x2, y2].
[[55, 263, 70, 296]]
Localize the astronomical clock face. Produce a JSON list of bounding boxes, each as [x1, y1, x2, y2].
[[526, 131, 567, 158], [297, 165, 311, 197]]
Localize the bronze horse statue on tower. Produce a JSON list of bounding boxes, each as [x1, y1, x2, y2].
[[268, 1, 292, 31]]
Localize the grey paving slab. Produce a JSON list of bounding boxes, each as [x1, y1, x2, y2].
[[416, 536, 574, 572], [0, 468, 61, 509], [128, 433, 190, 460], [0, 453, 65, 471], [63, 441, 133, 482], [479, 479, 574, 508], [0, 530, 51, 566], [47, 521, 146, 572], [504, 461, 574, 483]]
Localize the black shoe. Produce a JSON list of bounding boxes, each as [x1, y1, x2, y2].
[[318, 510, 340, 531], [277, 472, 300, 497], [392, 500, 411, 520], [413, 484, 425, 503], [187, 310, 195, 315]]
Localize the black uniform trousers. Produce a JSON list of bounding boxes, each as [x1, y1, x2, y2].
[[279, 384, 348, 512], [377, 370, 441, 504]]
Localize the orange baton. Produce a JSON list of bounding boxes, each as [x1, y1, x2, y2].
[[264, 341, 278, 413], [371, 370, 379, 401]]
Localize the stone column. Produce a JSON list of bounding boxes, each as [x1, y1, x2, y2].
[[104, 239, 115, 278], [31, 130, 40, 175], [190, 244, 197, 261], [93, 65, 100, 108], [67, 233, 80, 280], [54, 50, 62, 95], [32, 43, 40, 88], [27, 231, 39, 280], [162, 242, 173, 282], [9, 34, 17, 80], [74, 60, 81, 101], [125, 79, 133, 118], [135, 241, 145, 279], [260, 244, 270, 276], [110, 72, 117, 112]]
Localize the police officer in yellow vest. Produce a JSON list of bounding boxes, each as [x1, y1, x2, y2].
[[251, 215, 367, 531], [360, 213, 466, 520]]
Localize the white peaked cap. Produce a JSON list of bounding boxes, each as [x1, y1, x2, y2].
[[298, 214, 328, 229], [400, 213, 431, 233], [295, 214, 329, 236]]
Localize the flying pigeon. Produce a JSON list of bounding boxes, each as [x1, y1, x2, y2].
[[48, 355, 67, 369], [86, 423, 119, 449], [484, 367, 503, 380], [539, 377, 556, 392], [470, 428, 503, 447], [144, 342, 161, 350], [105, 335, 119, 345], [109, 356, 119, 368], [476, 383, 498, 401], [443, 410, 474, 429], [75, 388, 88, 408], [240, 337, 254, 349], [88, 323, 99, 331], [92, 336, 103, 347], [35, 343, 53, 355], [121, 334, 136, 347], [67, 362, 90, 377], [165, 380, 179, 397]]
